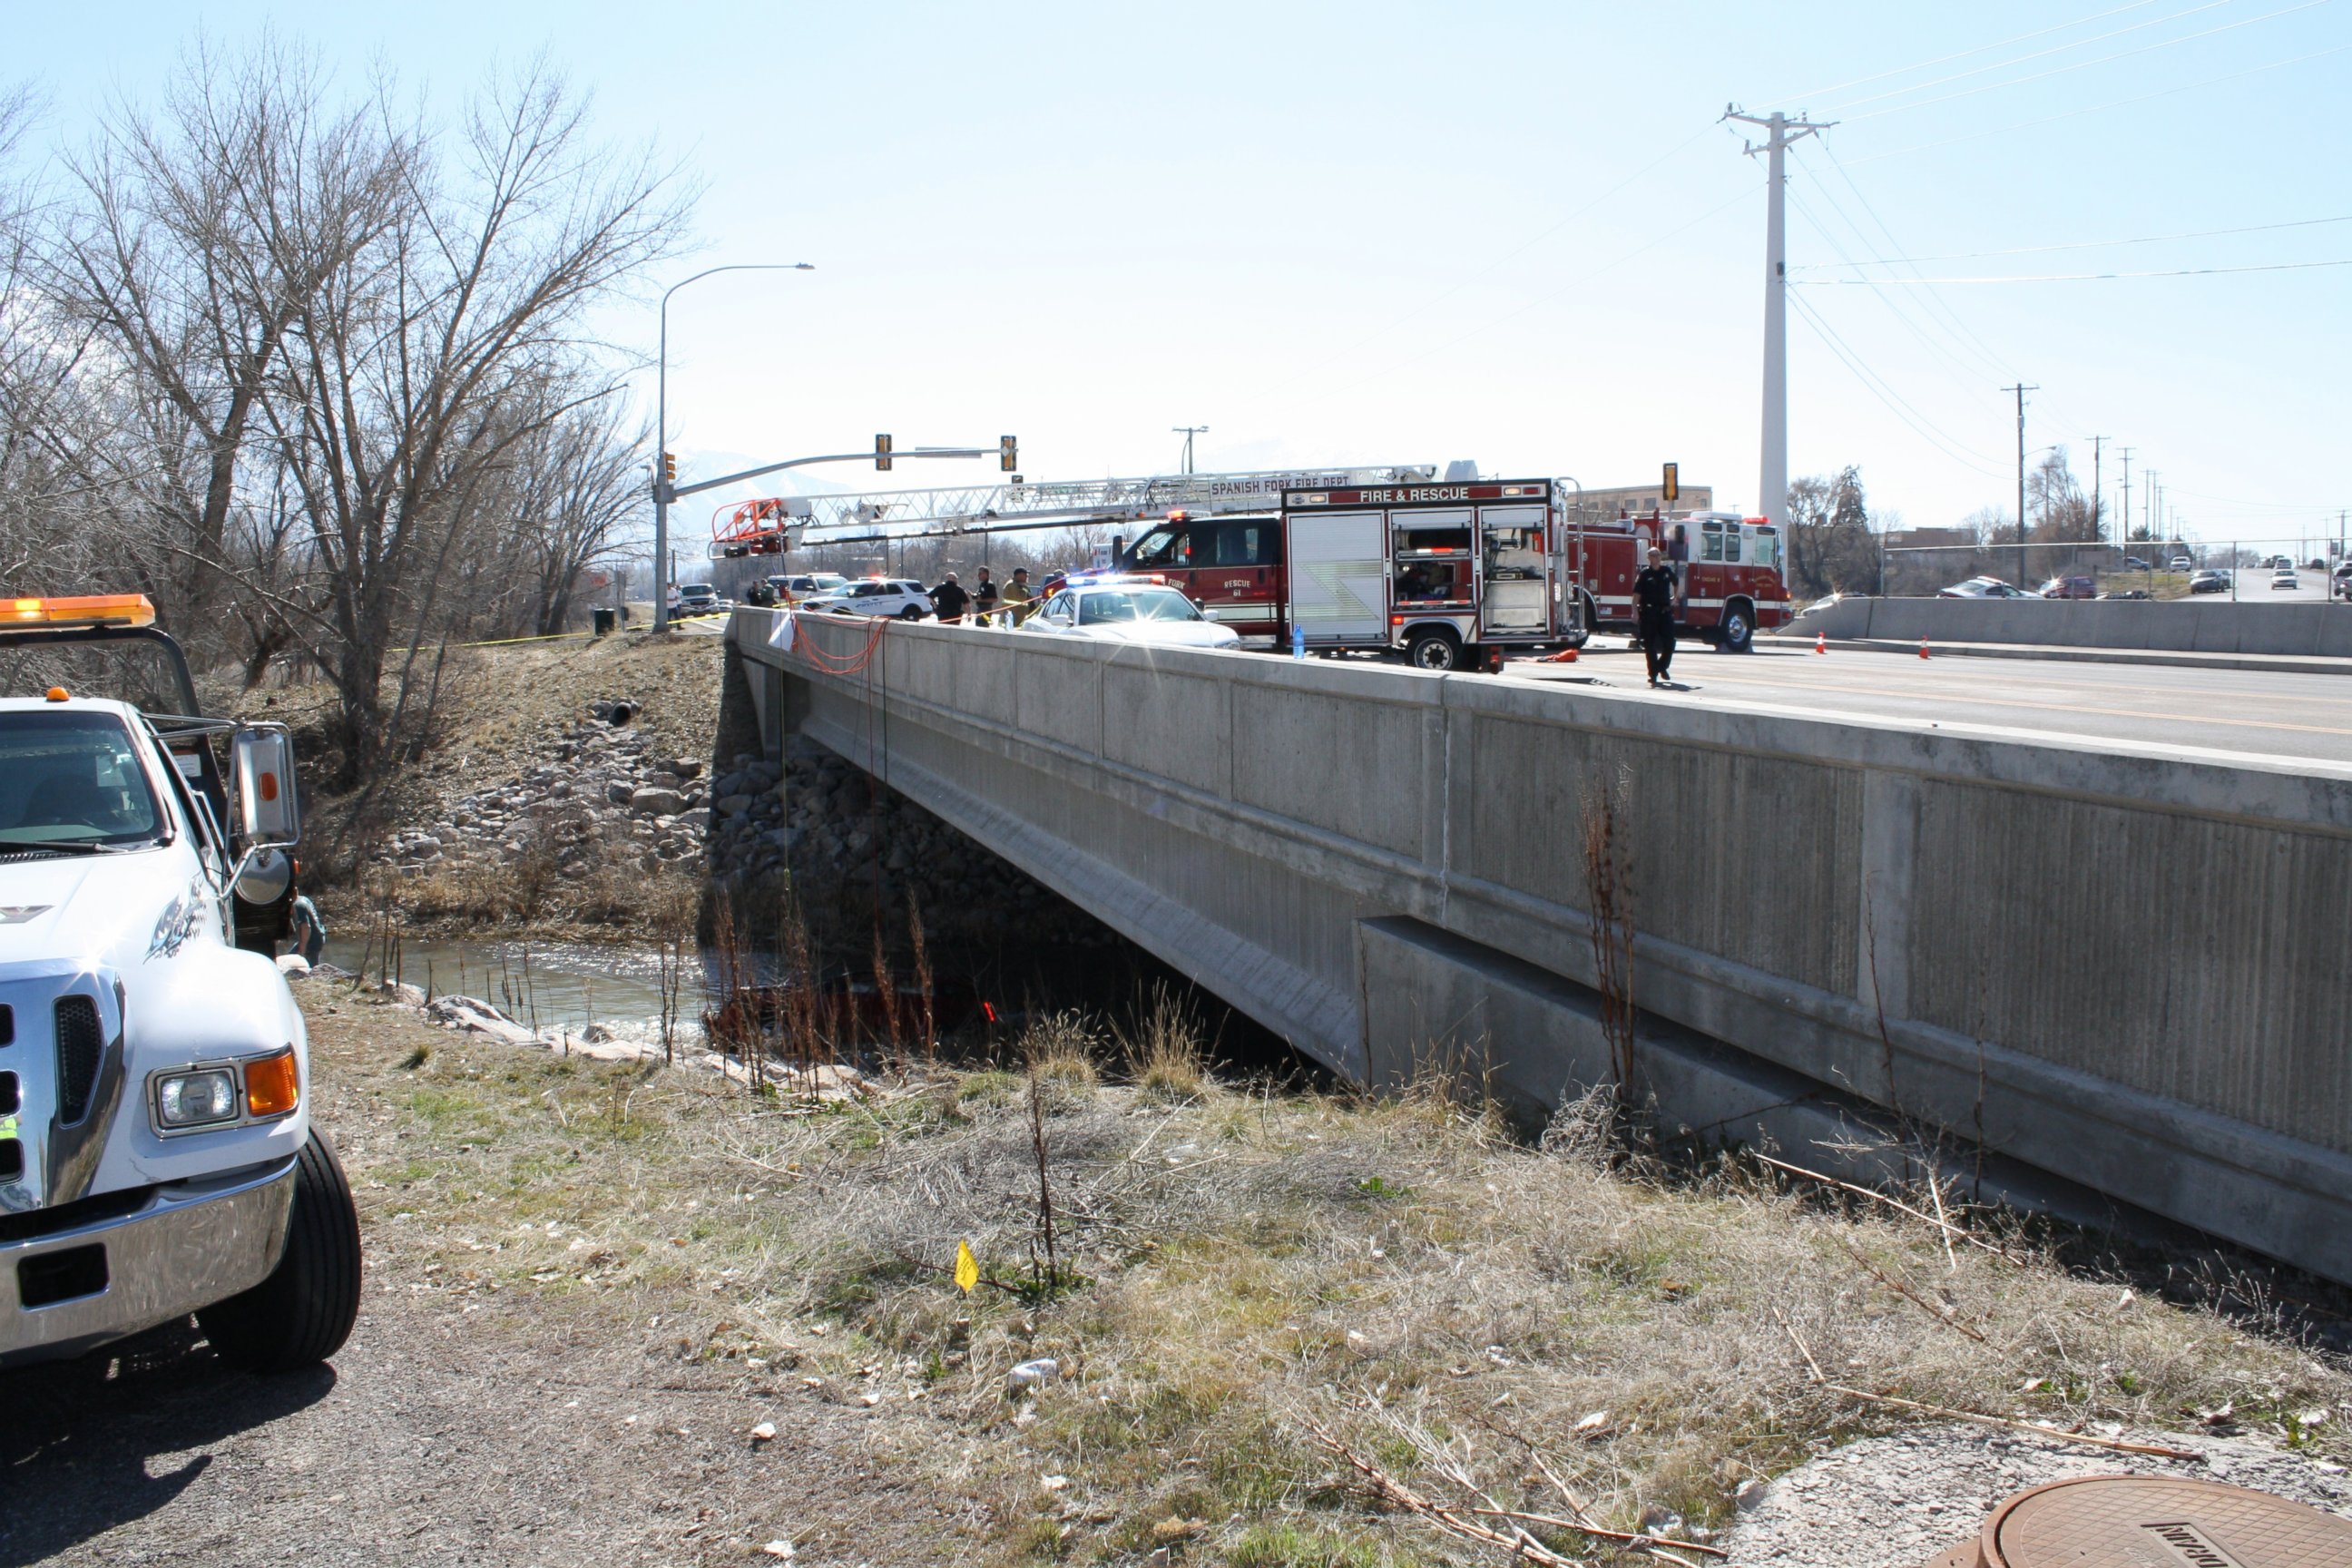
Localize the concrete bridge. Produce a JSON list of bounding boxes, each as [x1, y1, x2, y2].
[[727, 609, 2352, 1284]]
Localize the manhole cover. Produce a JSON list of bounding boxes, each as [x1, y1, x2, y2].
[[1970, 1475, 2352, 1567]]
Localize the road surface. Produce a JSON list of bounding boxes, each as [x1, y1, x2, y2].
[[1504, 642, 2352, 766]]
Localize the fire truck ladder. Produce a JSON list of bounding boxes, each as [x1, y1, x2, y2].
[[794, 465, 1440, 545]]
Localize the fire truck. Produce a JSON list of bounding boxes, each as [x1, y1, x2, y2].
[[774, 465, 1793, 669], [1119, 484, 1792, 667], [1556, 507, 1793, 656]]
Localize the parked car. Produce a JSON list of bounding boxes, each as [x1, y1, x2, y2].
[[768, 573, 846, 600], [2099, 588, 2151, 600], [2271, 567, 2300, 591], [2188, 570, 2227, 593], [1021, 580, 1241, 649], [1937, 576, 2033, 599], [2169, 555, 2194, 571], [674, 582, 721, 613], [801, 578, 934, 619], [2038, 576, 2095, 599], [2122, 556, 2151, 571]]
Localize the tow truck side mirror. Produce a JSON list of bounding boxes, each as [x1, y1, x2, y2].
[[231, 725, 301, 848]]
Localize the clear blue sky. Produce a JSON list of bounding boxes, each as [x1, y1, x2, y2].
[[19, 1, 2352, 549]]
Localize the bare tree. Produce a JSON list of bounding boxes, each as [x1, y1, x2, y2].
[[44, 34, 404, 652], [260, 60, 688, 779], [1783, 466, 1878, 597]]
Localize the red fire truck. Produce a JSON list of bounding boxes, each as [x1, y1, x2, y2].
[[1115, 482, 1792, 668]]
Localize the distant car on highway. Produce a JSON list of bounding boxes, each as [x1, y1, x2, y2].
[[802, 578, 935, 619], [2122, 556, 2151, 571], [2099, 588, 2150, 599], [2271, 566, 2300, 591], [2169, 555, 2194, 571], [2188, 570, 2227, 593], [2038, 576, 2095, 599], [674, 583, 721, 614], [1938, 576, 2033, 599], [1021, 580, 1241, 649]]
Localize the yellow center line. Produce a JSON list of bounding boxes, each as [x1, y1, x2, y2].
[[1681, 669, 2352, 739]]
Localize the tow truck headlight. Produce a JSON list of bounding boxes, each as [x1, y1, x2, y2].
[[154, 1069, 240, 1130]]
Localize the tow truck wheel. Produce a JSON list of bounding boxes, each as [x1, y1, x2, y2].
[[1718, 601, 1755, 654], [201, 1131, 362, 1373], [1405, 628, 1463, 671]]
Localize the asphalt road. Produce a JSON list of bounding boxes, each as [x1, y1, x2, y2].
[[1504, 642, 2352, 765]]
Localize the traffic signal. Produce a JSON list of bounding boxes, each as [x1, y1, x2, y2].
[[1000, 435, 1018, 473], [875, 433, 893, 472], [1661, 462, 1679, 502], [662, 452, 676, 482]]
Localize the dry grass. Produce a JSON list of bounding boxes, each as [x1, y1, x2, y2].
[[309, 998, 2352, 1567]]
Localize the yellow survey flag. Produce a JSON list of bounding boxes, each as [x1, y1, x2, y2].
[[954, 1240, 978, 1294]]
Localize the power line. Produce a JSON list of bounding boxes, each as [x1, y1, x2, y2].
[[1760, 0, 2161, 108], [1788, 289, 2010, 476], [1825, 0, 2235, 113], [1843, 40, 2352, 165], [1801, 256, 2352, 283], [1793, 212, 2352, 268], [1843, 0, 2338, 122], [1810, 142, 2018, 384]]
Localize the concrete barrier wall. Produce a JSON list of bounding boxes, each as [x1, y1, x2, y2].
[[735, 610, 2352, 1279], [1794, 594, 2352, 655]]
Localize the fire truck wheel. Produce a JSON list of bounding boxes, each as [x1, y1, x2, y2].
[[1719, 601, 1755, 653], [1405, 628, 1463, 671]]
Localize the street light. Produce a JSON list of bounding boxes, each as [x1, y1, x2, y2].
[[654, 262, 815, 631]]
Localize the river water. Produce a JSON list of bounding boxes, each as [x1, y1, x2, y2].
[[321, 936, 685, 1046]]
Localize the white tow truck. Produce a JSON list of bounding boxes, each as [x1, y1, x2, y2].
[[0, 593, 359, 1371]]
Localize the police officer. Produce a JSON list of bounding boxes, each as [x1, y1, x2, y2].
[[930, 572, 971, 622], [1634, 545, 1679, 688]]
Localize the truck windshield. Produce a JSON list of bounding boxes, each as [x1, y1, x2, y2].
[[0, 710, 166, 849]]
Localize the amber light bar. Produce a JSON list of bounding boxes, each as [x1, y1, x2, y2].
[[7, 593, 157, 630]]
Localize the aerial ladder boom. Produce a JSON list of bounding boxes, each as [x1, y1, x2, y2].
[[791, 464, 1440, 545]]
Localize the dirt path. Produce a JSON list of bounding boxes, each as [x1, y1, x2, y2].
[[2, 1241, 963, 1568]]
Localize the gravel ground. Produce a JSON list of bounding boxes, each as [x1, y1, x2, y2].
[[0, 1272, 965, 1567], [1722, 1420, 2352, 1566]]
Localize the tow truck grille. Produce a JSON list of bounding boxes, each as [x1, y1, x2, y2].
[[54, 996, 102, 1125]]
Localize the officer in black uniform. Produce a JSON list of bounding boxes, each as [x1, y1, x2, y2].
[[1633, 545, 1679, 687]]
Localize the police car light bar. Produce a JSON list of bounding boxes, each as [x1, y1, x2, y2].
[[8, 593, 158, 630]]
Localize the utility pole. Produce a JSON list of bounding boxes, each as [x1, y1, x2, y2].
[[1725, 105, 1834, 531], [1172, 426, 1209, 475], [2089, 436, 2106, 544], [2003, 384, 2037, 587], [2118, 446, 2132, 544]]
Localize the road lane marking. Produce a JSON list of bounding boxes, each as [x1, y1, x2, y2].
[[1659, 670, 2352, 738]]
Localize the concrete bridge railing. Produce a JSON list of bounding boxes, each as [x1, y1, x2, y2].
[[1789, 593, 2352, 657], [730, 609, 2352, 1282]]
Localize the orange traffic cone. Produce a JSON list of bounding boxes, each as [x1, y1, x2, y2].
[[1918, 636, 1931, 660], [1813, 631, 1828, 654]]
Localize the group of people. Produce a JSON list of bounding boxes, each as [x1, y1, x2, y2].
[[923, 564, 1039, 625]]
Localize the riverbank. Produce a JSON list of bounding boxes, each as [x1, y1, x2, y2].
[[15, 995, 2345, 1567]]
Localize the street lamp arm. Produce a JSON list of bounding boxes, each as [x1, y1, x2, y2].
[[652, 261, 815, 631]]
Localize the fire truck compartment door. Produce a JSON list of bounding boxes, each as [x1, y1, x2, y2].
[[1482, 578, 1548, 632], [1287, 511, 1388, 642]]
